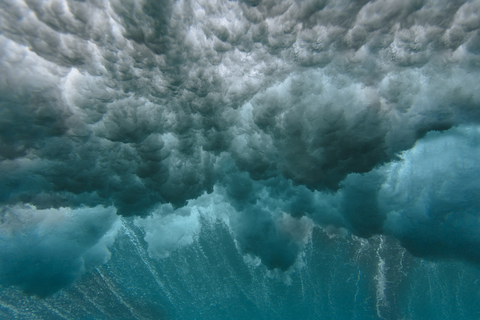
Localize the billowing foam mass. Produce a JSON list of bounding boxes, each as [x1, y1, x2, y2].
[[0, 206, 119, 297], [1, 0, 480, 306]]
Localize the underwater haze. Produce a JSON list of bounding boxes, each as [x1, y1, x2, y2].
[[1, 0, 480, 319]]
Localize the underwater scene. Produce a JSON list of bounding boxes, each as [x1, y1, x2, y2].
[[1, 0, 480, 319]]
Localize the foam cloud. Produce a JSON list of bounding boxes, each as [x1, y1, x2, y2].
[[380, 126, 480, 263], [1, 0, 480, 294], [0, 206, 119, 297], [134, 204, 202, 259], [328, 126, 480, 266]]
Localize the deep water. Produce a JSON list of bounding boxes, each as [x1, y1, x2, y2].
[[2, 218, 480, 320]]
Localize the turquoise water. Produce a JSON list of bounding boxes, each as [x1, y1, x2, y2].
[[2, 218, 480, 319]]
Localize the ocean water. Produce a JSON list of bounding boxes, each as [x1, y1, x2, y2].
[[3, 217, 480, 319], [1, 0, 480, 319]]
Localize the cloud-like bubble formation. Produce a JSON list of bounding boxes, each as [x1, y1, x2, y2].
[[1, 0, 480, 295], [0, 206, 119, 297], [338, 126, 480, 261]]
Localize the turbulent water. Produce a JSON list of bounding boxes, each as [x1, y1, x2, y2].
[[1, 0, 480, 319], [3, 218, 480, 319]]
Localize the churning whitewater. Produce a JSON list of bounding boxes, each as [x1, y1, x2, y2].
[[1, 0, 480, 319]]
